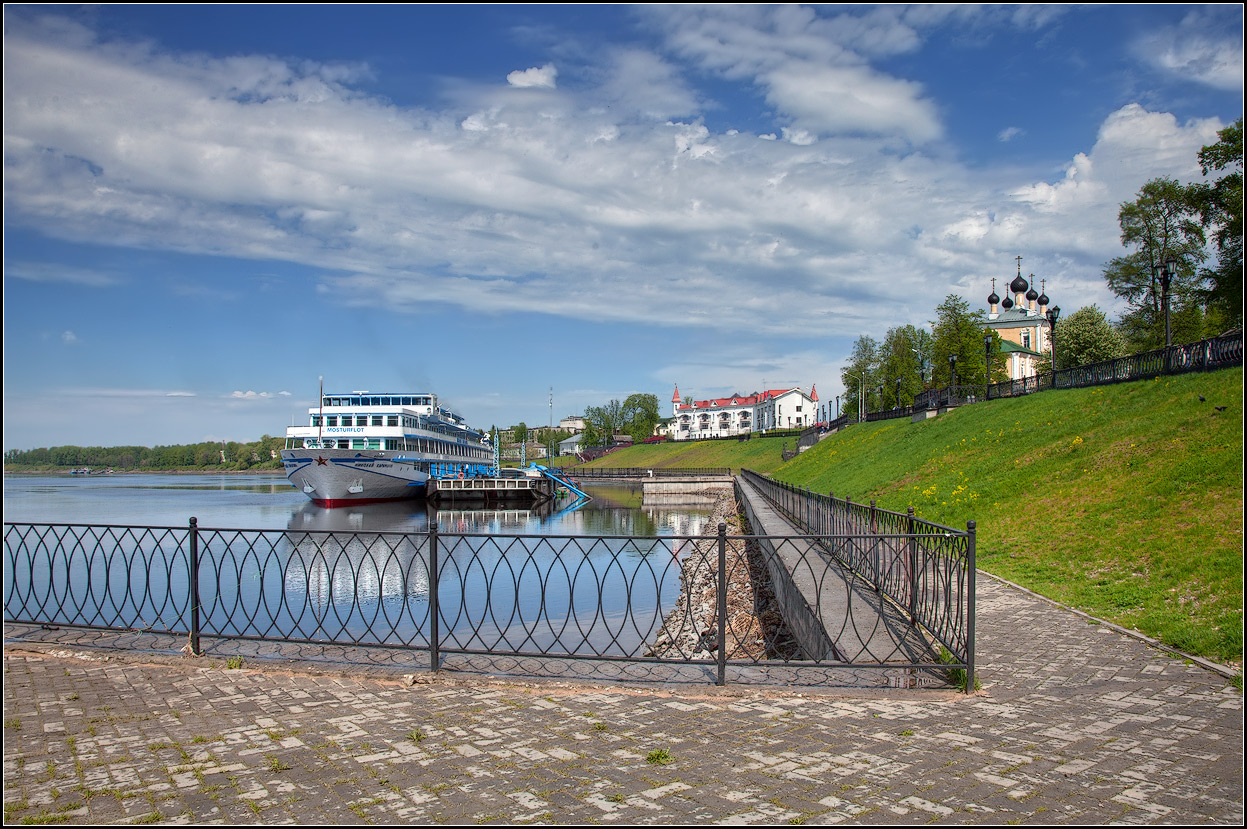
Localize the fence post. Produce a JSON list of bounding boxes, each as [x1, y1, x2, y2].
[[965, 520, 977, 694], [188, 517, 201, 656], [429, 520, 440, 673], [906, 507, 918, 624], [716, 522, 727, 687]]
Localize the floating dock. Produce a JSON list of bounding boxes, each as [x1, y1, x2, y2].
[[426, 474, 556, 505]]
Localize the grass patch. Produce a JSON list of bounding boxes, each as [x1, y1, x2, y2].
[[645, 748, 673, 765]]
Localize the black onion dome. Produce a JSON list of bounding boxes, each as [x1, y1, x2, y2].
[[1009, 274, 1029, 293], [1038, 291, 1049, 305], [988, 290, 1000, 304], [1026, 285, 1039, 301], [1001, 295, 1014, 310]]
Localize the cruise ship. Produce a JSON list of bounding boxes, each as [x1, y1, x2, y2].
[[281, 390, 494, 506]]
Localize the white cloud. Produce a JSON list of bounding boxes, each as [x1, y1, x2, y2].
[[1133, 10, 1244, 91], [0, 15, 1230, 352], [997, 127, 1024, 142], [506, 63, 558, 88], [61, 330, 77, 345]]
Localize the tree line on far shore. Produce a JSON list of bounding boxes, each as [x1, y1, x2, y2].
[[4, 436, 286, 472]]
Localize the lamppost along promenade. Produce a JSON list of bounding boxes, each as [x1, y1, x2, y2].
[[1045, 305, 1061, 375]]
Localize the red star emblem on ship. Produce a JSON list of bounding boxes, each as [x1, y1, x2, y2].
[[316, 456, 328, 466]]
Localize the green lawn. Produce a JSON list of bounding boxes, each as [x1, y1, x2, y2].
[[585, 368, 1244, 666]]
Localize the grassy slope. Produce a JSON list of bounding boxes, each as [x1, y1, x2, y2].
[[585, 368, 1244, 666]]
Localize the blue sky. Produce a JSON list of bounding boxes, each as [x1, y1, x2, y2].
[[3, 4, 1242, 450]]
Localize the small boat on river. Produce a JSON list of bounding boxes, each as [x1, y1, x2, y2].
[[281, 389, 494, 507]]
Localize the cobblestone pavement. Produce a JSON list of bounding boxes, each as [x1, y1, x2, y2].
[[3, 574, 1242, 825]]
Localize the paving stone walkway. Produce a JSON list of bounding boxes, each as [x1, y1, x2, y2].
[[3, 573, 1241, 825]]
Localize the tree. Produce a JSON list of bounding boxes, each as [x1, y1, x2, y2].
[[1103, 178, 1208, 350], [840, 335, 879, 418], [878, 325, 927, 408], [1190, 117, 1243, 327], [930, 295, 990, 387], [621, 393, 660, 443], [582, 400, 624, 447], [1053, 306, 1128, 370]]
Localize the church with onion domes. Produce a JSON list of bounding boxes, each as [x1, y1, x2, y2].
[[985, 257, 1054, 381]]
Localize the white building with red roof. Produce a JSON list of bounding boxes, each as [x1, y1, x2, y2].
[[670, 384, 819, 440]]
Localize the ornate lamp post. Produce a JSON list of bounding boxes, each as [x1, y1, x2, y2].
[[835, 395, 840, 419], [896, 377, 902, 409], [877, 385, 883, 413], [984, 333, 993, 398], [949, 354, 957, 401], [1045, 305, 1061, 375], [1152, 256, 1177, 348]]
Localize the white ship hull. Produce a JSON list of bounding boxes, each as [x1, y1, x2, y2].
[[281, 449, 430, 507]]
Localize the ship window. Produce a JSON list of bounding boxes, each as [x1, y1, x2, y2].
[[387, 416, 398, 427], [367, 439, 381, 449], [311, 416, 321, 427], [352, 439, 365, 449], [372, 416, 383, 426], [326, 416, 338, 426]]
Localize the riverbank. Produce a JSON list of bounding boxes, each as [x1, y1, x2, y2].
[[647, 489, 796, 661]]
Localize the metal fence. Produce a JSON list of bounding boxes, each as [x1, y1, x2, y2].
[[739, 470, 975, 690], [4, 514, 970, 689], [569, 467, 732, 479], [853, 330, 1246, 423]]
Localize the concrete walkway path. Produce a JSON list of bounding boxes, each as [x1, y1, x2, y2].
[[3, 573, 1241, 825]]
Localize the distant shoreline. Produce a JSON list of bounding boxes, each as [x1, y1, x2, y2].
[[3, 467, 284, 476]]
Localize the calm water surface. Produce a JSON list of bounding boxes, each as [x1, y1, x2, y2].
[[2, 473, 715, 535], [4, 473, 715, 656]]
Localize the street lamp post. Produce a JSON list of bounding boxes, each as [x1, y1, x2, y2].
[[835, 395, 840, 419], [1045, 305, 1061, 377], [896, 378, 902, 409], [1153, 256, 1177, 372], [1153, 256, 1177, 348], [984, 333, 993, 399], [949, 354, 957, 402]]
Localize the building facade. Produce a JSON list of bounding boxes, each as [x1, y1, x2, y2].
[[985, 264, 1051, 381], [670, 384, 819, 440]]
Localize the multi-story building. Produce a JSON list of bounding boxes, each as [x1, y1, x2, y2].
[[985, 265, 1051, 381], [670, 384, 819, 440]]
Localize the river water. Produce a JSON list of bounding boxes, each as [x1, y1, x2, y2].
[[3, 473, 716, 656]]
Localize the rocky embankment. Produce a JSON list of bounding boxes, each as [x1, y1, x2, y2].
[[646, 491, 797, 661]]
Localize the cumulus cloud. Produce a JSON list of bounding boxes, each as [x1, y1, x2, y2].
[[0, 12, 1232, 348], [61, 330, 77, 345], [506, 63, 558, 88], [998, 127, 1024, 142]]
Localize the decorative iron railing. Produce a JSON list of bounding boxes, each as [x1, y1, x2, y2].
[[870, 331, 1243, 421], [4, 512, 972, 689], [738, 470, 975, 690], [568, 467, 732, 478]]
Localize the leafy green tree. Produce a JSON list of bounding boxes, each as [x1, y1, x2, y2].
[[583, 400, 624, 447], [1103, 177, 1208, 350], [1190, 117, 1243, 327], [840, 335, 880, 418], [930, 295, 990, 386], [878, 325, 928, 407], [513, 422, 528, 447], [1053, 306, 1128, 370], [621, 393, 660, 443]]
